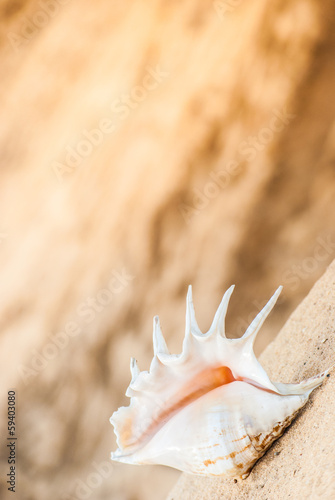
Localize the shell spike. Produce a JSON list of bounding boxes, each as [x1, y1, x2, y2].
[[274, 367, 331, 396], [185, 285, 202, 337], [153, 315, 169, 356], [130, 357, 140, 382], [242, 286, 283, 345], [209, 284, 235, 337]]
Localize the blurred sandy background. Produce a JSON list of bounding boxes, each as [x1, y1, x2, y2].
[[0, 0, 335, 499]]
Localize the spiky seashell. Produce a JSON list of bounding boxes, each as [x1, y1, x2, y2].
[[110, 286, 330, 479]]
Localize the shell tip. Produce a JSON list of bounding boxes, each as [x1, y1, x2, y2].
[[153, 314, 169, 356], [130, 357, 140, 380], [185, 284, 202, 337], [241, 286, 283, 344], [209, 284, 235, 337]]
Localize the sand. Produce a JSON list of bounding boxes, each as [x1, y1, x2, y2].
[[168, 260, 335, 499]]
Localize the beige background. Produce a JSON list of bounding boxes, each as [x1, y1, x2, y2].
[[0, 1, 335, 499]]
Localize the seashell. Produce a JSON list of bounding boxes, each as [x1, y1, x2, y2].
[[110, 286, 330, 479]]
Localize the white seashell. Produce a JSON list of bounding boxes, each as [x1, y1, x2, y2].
[[110, 286, 330, 479]]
